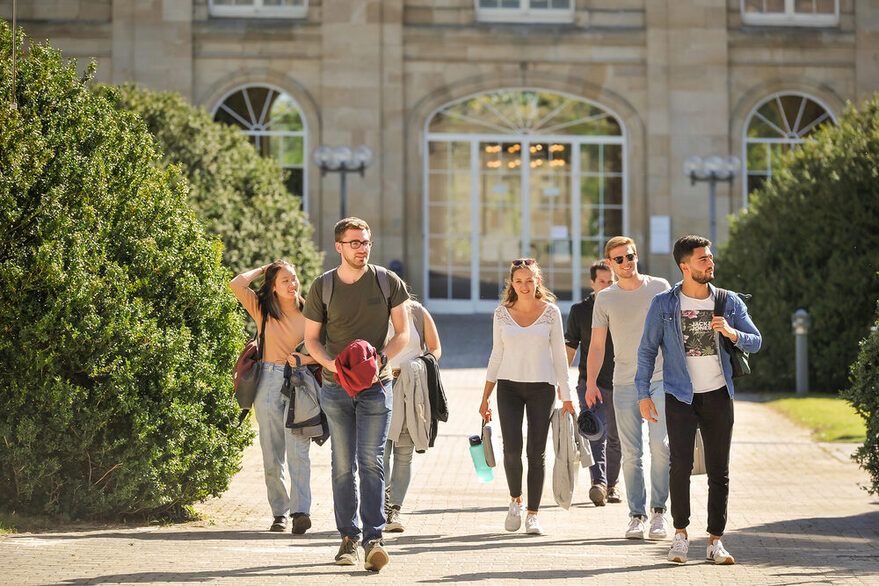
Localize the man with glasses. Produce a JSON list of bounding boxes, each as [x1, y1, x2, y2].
[[585, 236, 671, 541], [636, 235, 761, 565], [565, 260, 623, 507], [304, 217, 410, 572]]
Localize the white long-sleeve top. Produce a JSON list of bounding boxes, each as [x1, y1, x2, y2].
[[485, 303, 573, 402]]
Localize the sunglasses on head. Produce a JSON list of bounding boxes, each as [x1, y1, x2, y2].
[[611, 253, 636, 264], [511, 258, 536, 267]]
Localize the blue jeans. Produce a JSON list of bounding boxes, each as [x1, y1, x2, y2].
[[320, 379, 393, 544], [613, 381, 670, 518], [253, 363, 312, 517], [384, 431, 415, 507], [576, 379, 621, 489]]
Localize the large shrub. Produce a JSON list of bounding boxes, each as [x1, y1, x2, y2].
[[0, 24, 252, 518], [102, 84, 323, 282], [717, 95, 879, 392], [842, 300, 879, 494]]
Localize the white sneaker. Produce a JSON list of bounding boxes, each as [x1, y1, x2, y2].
[[706, 540, 736, 565], [647, 510, 669, 540], [525, 513, 544, 535], [504, 500, 523, 532], [625, 516, 646, 539], [667, 532, 689, 563]]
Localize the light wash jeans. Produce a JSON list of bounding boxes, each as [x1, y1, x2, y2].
[[384, 430, 415, 507], [613, 380, 670, 518], [253, 363, 312, 517], [320, 379, 392, 544]]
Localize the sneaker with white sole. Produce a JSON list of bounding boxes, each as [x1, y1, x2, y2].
[[625, 515, 647, 539], [706, 540, 735, 565], [647, 509, 669, 540], [667, 532, 689, 563], [334, 536, 360, 566], [606, 485, 622, 503], [386, 505, 404, 533], [363, 539, 389, 572], [525, 513, 544, 535], [505, 500, 524, 532]]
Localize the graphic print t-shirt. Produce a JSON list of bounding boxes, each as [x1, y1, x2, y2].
[[680, 292, 726, 393]]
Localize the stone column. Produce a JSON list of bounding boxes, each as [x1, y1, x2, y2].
[[855, 0, 879, 101], [645, 0, 730, 276], [111, 0, 193, 98], [317, 0, 403, 268]]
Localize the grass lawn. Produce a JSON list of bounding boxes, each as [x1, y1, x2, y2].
[[765, 395, 866, 442]]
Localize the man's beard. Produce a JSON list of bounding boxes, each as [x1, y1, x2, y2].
[[692, 269, 714, 285]]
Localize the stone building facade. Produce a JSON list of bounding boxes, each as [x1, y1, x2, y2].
[[5, 0, 878, 312]]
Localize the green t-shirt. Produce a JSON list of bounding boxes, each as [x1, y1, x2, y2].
[[303, 265, 409, 382]]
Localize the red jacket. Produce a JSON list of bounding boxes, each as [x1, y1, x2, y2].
[[334, 339, 380, 397]]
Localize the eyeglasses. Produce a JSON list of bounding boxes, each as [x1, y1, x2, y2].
[[611, 253, 636, 264], [339, 239, 373, 249], [511, 258, 536, 267]]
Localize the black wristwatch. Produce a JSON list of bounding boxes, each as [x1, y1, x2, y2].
[[379, 353, 388, 368]]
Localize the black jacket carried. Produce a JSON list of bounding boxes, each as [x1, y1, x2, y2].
[[416, 353, 448, 447]]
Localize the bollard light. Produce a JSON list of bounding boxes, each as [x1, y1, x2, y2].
[[792, 309, 810, 396]]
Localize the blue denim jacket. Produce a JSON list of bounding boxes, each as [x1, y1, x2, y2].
[[634, 282, 762, 404]]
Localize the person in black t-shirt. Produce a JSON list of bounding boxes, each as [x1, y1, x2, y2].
[[565, 260, 622, 506]]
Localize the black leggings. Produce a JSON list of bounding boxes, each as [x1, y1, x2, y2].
[[496, 379, 555, 512]]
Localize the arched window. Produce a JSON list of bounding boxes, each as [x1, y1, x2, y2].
[[425, 89, 626, 312], [212, 85, 308, 212], [743, 92, 835, 205]]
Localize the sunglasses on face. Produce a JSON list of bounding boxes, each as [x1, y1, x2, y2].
[[339, 239, 373, 249], [511, 258, 536, 267], [611, 253, 636, 264]]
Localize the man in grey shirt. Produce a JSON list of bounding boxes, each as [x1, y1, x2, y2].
[[585, 236, 671, 541]]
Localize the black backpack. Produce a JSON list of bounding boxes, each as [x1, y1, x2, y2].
[[713, 288, 751, 378]]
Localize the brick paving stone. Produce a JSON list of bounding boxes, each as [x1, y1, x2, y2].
[[2, 316, 878, 584]]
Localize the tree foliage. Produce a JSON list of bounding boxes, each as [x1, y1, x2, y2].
[[0, 23, 252, 519], [717, 95, 879, 392], [102, 83, 323, 282], [842, 300, 879, 495]]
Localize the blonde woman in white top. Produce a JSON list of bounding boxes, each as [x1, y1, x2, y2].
[[479, 258, 575, 535]]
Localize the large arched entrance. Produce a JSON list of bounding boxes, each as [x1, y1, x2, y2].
[[423, 88, 627, 312]]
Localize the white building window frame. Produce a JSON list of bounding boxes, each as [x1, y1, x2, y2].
[[475, 1, 574, 24], [209, 0, 308, 19], [422, 88, 627, 314], [211, 84, 309, 215], [741, 0, 839, 27], [741, 91, 836, 207]]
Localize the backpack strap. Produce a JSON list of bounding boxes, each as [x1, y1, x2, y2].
[[410, 302, 428, 353], [713, 287, 728, 318], [372, 264, 392, 313], [319, 268, 336, 312]]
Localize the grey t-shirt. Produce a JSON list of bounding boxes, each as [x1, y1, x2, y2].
[[592, 274, 670, 386], [303, 265, 409, 383]]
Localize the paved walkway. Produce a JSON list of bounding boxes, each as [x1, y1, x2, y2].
[[1, 316, 877, 584]]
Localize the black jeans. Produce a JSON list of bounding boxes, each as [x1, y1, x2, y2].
[[496, 379, 555, 512], [666, 387, 734, 537], [576, 378, 621, 488]]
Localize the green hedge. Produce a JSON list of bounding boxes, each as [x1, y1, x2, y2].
[[717, 95, 879, 392], [0, 24, 252, 518], [102, 84, 323, 282], [842, 300, 879, 495]]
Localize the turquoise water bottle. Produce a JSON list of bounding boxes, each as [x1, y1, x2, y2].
[[469, 435, 494, 482]]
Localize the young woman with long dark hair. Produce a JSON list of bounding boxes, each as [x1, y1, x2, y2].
[[230, 260, 317, 534]]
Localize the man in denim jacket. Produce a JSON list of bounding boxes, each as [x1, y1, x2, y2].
[[635, 235, 761, 566]]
